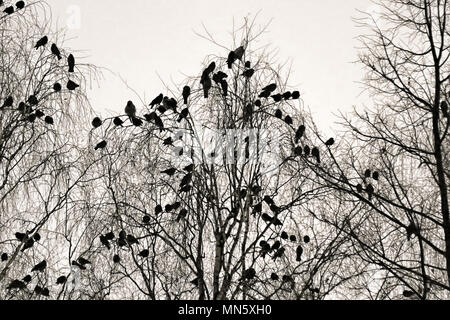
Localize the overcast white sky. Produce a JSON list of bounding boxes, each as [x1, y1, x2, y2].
[[44, 0, 375, 132]]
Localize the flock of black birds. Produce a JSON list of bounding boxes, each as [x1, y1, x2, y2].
[[1, 0, 24, 15], [0, 2, 79, 128]]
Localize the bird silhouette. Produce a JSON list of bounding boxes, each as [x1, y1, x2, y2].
[[16, 1, 25, 10], [272, 94, 283, 103], [311, 147, 321, 163], [180, 185, 192, 193], [163, 137, 174, 146], [213, 71, 228, 84], [53, 83, 62, 92], [31, 260, 47, 272], [234, 46, 245, 60], [262, 84, 277, 93], [220, 79, 228, 97], [180, 173, 193, 187], [296, 245, 303, 262], [283, 92, 292, 100], [227, 51, 237, 69], [260, 241, 271, 258], [68, 54, 75, 72], [295, 125, 306, 144], [183, 163, 194, 172], [35, 110, 45, 118], [126, 234, 139, 245], [77, 257, 91, 266], [7, 280, 26, 290], [202, 76, 212, 99], [15, 232, 28, 242], [100, 235, 111, 250], [325, 138, 335, 146], [44, 115, 54, 124], [27, 95, 38, 106], [290, 235, 297, 243], [155, 205, 163, 215], [161, 168, 176, 176], [304, 145, 311, 156], [182, 86, 191, 105], [271, 241, 281, 251], [252, 203, 262, 215], [403, 290, 415, 298], [27, 113, 37, 123], [143, 215, 151, 224], [270, 273, 279, 281], [125, 101, 136, 117], [51, 44, 62, 60], [43, 287, 51, 297], [131, 117, 143, 127], [56, 276, 67, 285], [372, 171, 380, 181], [304, 236, 310, 244], [94, 140, 107, 151], [3, 6, 14, 14], [150, 94, 164, 107], [259, 90, 272, 99], [34, 36, 48, 49], [406, 222, 419, 241], [2, 96, 13, 108], [242, 268, 256, 281], [1, 252, 8, 262], [245, 61, 251, 68], [292, 91, 300, 99], [22, 275, 32, 283], [254, 100, 262, 107], [138, 250, 149, 258], [275, 109, 283, 119], [21, 238, 34, 252], [284, 115, 293, 126], [366, 184, 375, 200], [113, 255, 121, 264], [113, 117, 124, 127], [442, 101, 449, 117], [67, 80, 79, 90], [242, 68, 255, 78], [176, 209, 188, 222], [273, 247, 285, 261], [172, 202, 181, 211], [105, 232, 115, 241], [92, 117, 102, 128], [281, 232, 289, 240], [356, 184, 363, 194], [364, 169, 371, 179]]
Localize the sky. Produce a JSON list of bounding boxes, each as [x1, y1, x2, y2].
[[44, 0, 375, 132]]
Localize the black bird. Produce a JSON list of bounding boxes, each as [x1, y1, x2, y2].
[[56, 276, 67, 285], [113, 255, 121, 264], [180, 173, 193, 187], [304, 145, 311, 156], [51, 43, 62, 60], [31, 260, 47, 272], [180, 185, 192, 193], [270, 273, 279, 281], [34, 285, 43, 295], [242, 268, 256, 281], [290, 235, 297, 242], [262, 84, 277, 92], [27, 113, 37, 123], [190, 278, 199, 287], [275, 109, 283, 119], [7, 280, 26, 290], [154, 114, 164, 131], [284, 115, 293, 126], [143, 215, 151, 224], [184, 163, 194, 172], [15, 232, 28, 242], [177, 108, 189, 123], [252, 203, 262, 215], [296, 245, 303, 262], [273, 247, 286, 261], [3, 6, 14, 14], [294, 146, 303, 157], [303, 235, 311, 244], [259, 90, 272, 99], [292, 91, 300, 99], [366, 184, 375, 200], [77, 257, 91, 266], [364, 169, 372, 179], [242, 68, 255, 78], [34, 36, 48, 49], [311, 147, 321, 163], [53, 83, 62, 92], [205, 61, 216, 74], [94, 140, 107, 150], [172, 202, 181, 211], [126, 234, 139, 245], [1, 253, 8, 262], [125, 100, 136, 117], [35, 110, 45, 118], [234, 46, 245, 60], [131, 116, 143, 127], [161, 168, 176, 176], [356, 184, 363, 193], [23, 275, 32, 283], [144, 112, 156, 122], [442, 101, 449, 117], [227, 51, 237, 69], [117, 237, 127, 247], [264, 196, 274, 205], [255, 100, 262, 107], [100, 235, 111, 250], [163, 137, 174, 146], [202, 76, 212, 99], [325, 138, 335, 146], [213, 71, 228, 84], [66, 80, 79, 90], [182, 86, 191, 105], [119, 230, 126, 239], [155, 205, 163, 215], [113, 117, 124, 127], [283, 91, 292, 100], [282, 275, 294, 283], [403, 290, 415, 298], [16, 1, 25, 10], [220, 79, 228, 96], [68, 54, 75, 72], [245, 61, 251, 68], [272, 94, 283, 103], [43, 287, 50, 296], [406, 222, 419, 241], [2, 96, 13, 108], [150, 94, 164, 107], [262, 213, 272, 223], [372, 171, 380, 181], [138, 249, 149, 258], [21, 238, 34, 252], [272, 217, 283, 227], [28, 95, 38, 106], [281, 232, 289, 240], [271, 241, 281, 251], [105, 232, 115, 241], [92, 117, 102, 128], [176, 209, 188, 222]]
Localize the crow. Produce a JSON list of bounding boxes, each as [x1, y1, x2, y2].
[[161, 168, 176, 176], [255, 100, 262, 107], [138, 249, 149, 258], [292, 91, 300, 99], [356, 184, 363, 194], [21, 238, 34, 252], [66, 80, 79, 90], [272, 94, 283, 103], [131, 117, 143, 127], [16, 1, 25, 10], [155, 205, 163, 215], [22, 275, 32, 283], [113, 255, 121, 264], [7, 280, 26, 290], [184, 163, 194, 172], [252, 203, 262, 215], [271, 241, 281, 251], [35, 110, 45, 118], [296, 245, 303, 262], [125, 100, 136, 117], [27, 113, 37, 123], [3, 6, 14, 14], [303, 235, 311, 244], [105, 232, 115, 241], [180, 173, 193, 187], [100, 235, 111, 250], [262, 84, 277, 93], [290, 235, 297, 242], [182, 86, 191, 105], [366, 184, 375, 200], [34, 36, 48, 49], [275, 109, 283, 119], [283, 91, 292, 100], [179, 185, 192, 193], [295, 125, 306, 144], [77, 257, 91, 266], [242, 68, 255, 78], [53, 83, 62, 92], [227, 51, 237, 69], [2, 96, 14, 108], [273, 247, 285, 261], [163, 137, 173, 146], [242, 268, 256, 280], [150, 94, 164, 107], [259, 90, 272, 99], [406, 222, 419, 241], [220, 79, 228, 97], [372, 171, 380, 181], [94, 140, 107, 151], [1, 253, 8, 262], [325, 138, 335, 146], [270, 273, 279, 281], [364, 169, 371, 179], [126, 234, 139, 245], [27, 95, 38, 106], [56, 276, 67, 285], [31, 260, 47, 272], [51, 43, 62, 60], [284, 115, 293, 126], [213, 71, 228, 84], [311, 147, 321, 163], [202, 76, 212, 99], [113, 117, 124, 127], [304, 145, 311, 156], [234, 46, 245, 60], [68, 54, 75, 72], [245, 61, 251, 68], [143, 215, 151, 224], [15, 232, 28, 242], [176, 209, 188, 222], [92, 117, 102, 128]]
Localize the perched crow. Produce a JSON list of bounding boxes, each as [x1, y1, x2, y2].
[[272, 94, 283, 103], [242, 268, 256, 280], [2, 96, 13, 108], [283, 92, 292, 100], [180, 173, 193, 187], [92, 117, 102, 128], [325, 138, 335, 146], [131, 116, 143, 127], [34, 36, 48, 49], [35, 110, 45, 118], [22, 275, 32, 283], [125, 101, 136, 117], [15, 232, 28, 242], [172, 202, 181, 210], [294, 146, 303, 156], [31, 260, 47, 272], [274, 109, 283, 119], [28, 95, 38, 106], [94, 140, 107, 151], [284, 115, 293, 126], [264, 196, 274, 205], [184, 163, 194, 172], [281, 232, 289, 240], [356, 184, 363, 194], [7, 280, 26, 290], [68, 54, 75, 72], [262, 213, 272, 223], [161, 167, 176, 176], [3, 6, 14, 14], [255, 100, 262, 107], [113, 254, 121, 264], [245, 61, 251, 68], [213, 71, 228, 84], [150, 94, 164, 107], [155, 205, 163, 215], [296, 245, 303, 262], [372, 171, 380, 181], [202, 76, 212, 99], [21, 238, 34, 252], [406, 222, 419, 241], [242, 68, 255, 78], [34, 285, 43, 295], [53, 83, 62, 92], [117, 238, 127, 247], [311, 147, 321, 163], [234, 46, 245, 60], [220, 79, 228, 97], [182, 86, 191, 105], [179, 185, 192, 193], [271, 241, 281, 251], [176, 209, 188, 222], [290, 235, 297, 242], [105, 232, 115, 241], [56, 276, 67, 285], [51, 43, 62, 60], [442, 101, 449, 117], [227, 51, 237, 69], [366, 184, 375, 200], [100, 235, 111, 250], [126, 234, 139, 245], [27, 113, 37, 123], [190, 278, 199, 287], [273, 247, 286, 261], [163, 137, 173, 146], [113, 117, 124, 127], [1, 253, 8, 262], [138, 249, 149, 258], [292, 91, 300, 99], [403, 290, 415, 298], [16, 1, 25, 10], [144, 112, 156, 122], [142, 215, 151, 224], [77, 257, 91, 266], [304, 145, 311, 156], [66, 80, 79, 90], [270, 273, 279, 281], [303, 235, 311, 244], [259, 90, 272, 99], [262, 84, 277, 93], [252, 203, 262, 215], [364, 169, 371, 179]]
